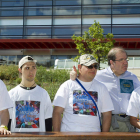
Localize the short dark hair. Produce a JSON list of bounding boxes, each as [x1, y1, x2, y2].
[[108, 47, 127, 66]]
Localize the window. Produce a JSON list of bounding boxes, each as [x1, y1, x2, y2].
[[83, 0, 111, 5], [1, 0, 24, 7], [25, 7, 52, 16], [112, 5, 140, 14], [26, 0, 52, 6], [53, 0, 81, 5], [53, 6, 81, 15], [53, 25, 81, 36], [83, 5, 111, 15], [0, 8, 23, 16], [0, 26, 23, 35], [25, 26, 51, 36]]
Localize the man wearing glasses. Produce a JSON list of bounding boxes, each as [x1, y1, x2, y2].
[[70, 47, 140, 132], [53, 54, 114, 132]]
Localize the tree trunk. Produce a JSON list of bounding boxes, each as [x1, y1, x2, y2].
[[98, 57, 100, 70]]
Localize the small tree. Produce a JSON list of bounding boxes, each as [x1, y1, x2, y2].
[[72, 20, 115, 69]]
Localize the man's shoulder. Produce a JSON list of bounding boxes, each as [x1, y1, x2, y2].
[[36, 85, 50, 95], [8, 85, 20, 97], [93, 79, 107, 90], [61, 79, 76, 86], [125, 70, 137, 76], [97, 67, 109, 75]]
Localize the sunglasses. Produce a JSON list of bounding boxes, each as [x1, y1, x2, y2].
[[82, 64, 99, 69]]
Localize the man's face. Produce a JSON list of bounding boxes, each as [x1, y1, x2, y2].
[[78, 63, 98, 82], [111, 52, 128, 76], [20, 62, 37, 82]]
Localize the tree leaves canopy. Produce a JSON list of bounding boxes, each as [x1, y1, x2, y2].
[[72, 20, 115, 69]]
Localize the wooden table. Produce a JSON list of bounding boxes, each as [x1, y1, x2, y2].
[[0, 132, 140, 140]]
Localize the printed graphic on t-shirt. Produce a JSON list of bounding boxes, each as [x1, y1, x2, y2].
[[120, 79, 134, 94], [15, 100, 40, 128], [73, 90, 98, 116]]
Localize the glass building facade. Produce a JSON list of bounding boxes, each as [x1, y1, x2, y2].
[[0, 0, 140, 39], [0, 0, 140, 67]]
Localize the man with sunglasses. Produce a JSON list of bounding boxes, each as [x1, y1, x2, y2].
[[53, 54, 114, 132], [70, 47, 140, 132]]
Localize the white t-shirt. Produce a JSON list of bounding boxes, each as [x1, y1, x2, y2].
[[95, 67, 140, 114], [53, 79, 114, 132], [0, 80, 13, 111], [127, 86, 140, 117], [8, 85, 52, 132]]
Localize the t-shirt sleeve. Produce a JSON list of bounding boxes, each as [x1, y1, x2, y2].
[[53, 82, 69, 108], [127, 90, 139, 117], [0, 80, 13, 111], [44, 91, 53, 119], [100, 84, 114, 113]]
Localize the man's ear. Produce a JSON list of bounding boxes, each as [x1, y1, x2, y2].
[[18, 68, 22, 73], [110, 60, 114, 66]]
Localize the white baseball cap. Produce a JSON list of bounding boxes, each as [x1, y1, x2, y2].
[[78, 54, 98, 66], [18, 56, 37, 68]]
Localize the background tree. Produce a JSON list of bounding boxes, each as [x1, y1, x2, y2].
[[72, 20, 115, 69]]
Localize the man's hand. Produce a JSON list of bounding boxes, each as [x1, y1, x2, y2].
[[0, 109, 11, 135], [0, 127, 11, 135], [70, 66, 77, 81]]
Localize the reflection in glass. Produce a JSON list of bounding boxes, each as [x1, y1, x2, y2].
[[53, 0, 81, 5], [24, 17, 52, 25], [25, 7, 52, 16], [0, 18, 23, 26], [113, 0, 140, 4], [25, 26, 51, 36], [53, 16, 81, 25], [1, 8, 23, 16], [112, 15, 140, 24], [83, 6, 111, 15], [83, 0, 111, 5], [0, 56, 7, 65], [113, 5, 140, 14], [0, 28, 23, 35], [112, 25, 140, 34], [8, 56, 17, 65], [26, 0, 52, 6], [53, 6, 81, 15], [53, 26, 81, 35], [82, 15, 111, 24], [1, 0, 24, 7]]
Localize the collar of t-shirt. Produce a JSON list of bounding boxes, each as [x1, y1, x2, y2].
[[77, 78, 93, 91]]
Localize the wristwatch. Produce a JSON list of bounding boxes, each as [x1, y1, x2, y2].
[[0, 125, 8, 130]]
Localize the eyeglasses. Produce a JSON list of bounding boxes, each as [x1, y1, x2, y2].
[[114, 58, 129, 63], [82, 64, 99, 69]]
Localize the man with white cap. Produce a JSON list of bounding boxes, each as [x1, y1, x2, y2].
[[8, 56, 52, 132], [53, 54, 114, 132], [0, 80, 13, 135]]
